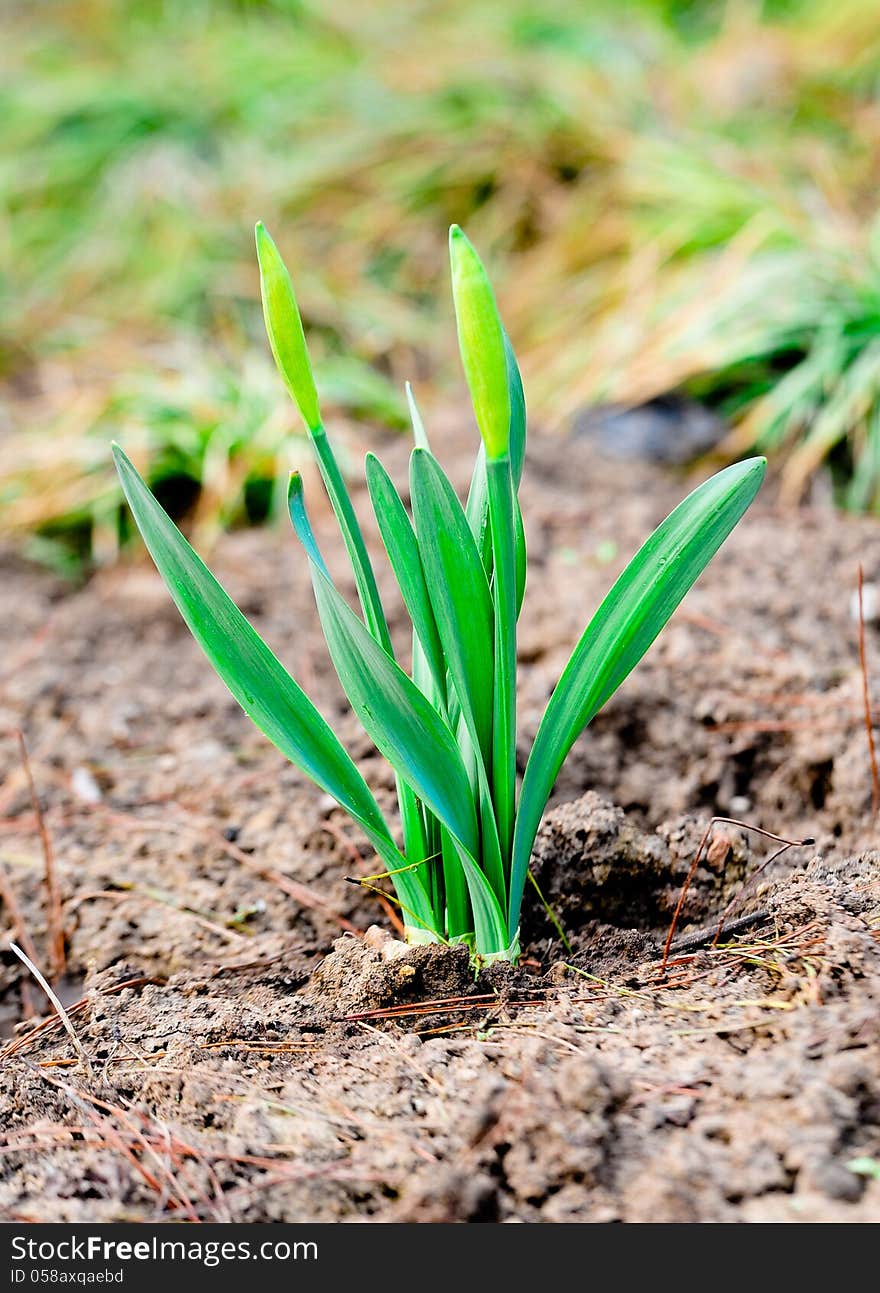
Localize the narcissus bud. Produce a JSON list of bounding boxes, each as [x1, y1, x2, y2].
[[255, 222, 321, 432], [449, 225, 510, 460]]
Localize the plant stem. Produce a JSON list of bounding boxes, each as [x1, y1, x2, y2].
[[486, 454, 517, 871], [310, 423, 392, 652]]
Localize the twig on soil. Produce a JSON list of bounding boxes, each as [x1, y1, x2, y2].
[[183, 812, 361, 932], [0, 856, 40, 1017], [30, 1068, 202, 1219], [858, 563, 880, 816], [344, 867, 446, 944], [660, 817, 813, 976], [15, 729, 65, 980], [338, 992, 548, 1024], [198, 1040, 319, 1054], [9, 942, 91, 1075], [669, 909, 770, 954]]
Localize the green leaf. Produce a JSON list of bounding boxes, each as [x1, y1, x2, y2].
[[448, 836, 510, 954], [505, 333, 528, 611], [112, 445, 420, 904], [465, 441, 489, 558], [287, 471, 429, 884], [504, 330, 527, 488], [410, 447, 494, 769], [514, 499, 527, 612], [307, 555, 510, 952], [287, 471, 331, 579], [288, 501, 480, 862], [509, 457, 767, 933], [364, 453, 446, 694], [310, 424, 394, 654]]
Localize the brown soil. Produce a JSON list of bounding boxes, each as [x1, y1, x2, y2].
[[1, 419, 879, 1222]]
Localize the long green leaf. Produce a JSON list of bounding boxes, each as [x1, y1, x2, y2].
[[506, 331, 528, 612], [505, 330, 527, 489], [486, 453, 518, 866], [365, 453, 446, 693], [111, 446, 439, 929], [509, 457, 767, 933], [410, 447, 494, 768], [287, 471, 429, 896], [287, 505, 480, 860], [301, 548, 509, 953]]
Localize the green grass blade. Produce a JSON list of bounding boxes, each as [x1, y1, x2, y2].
[[509, 457, 767, 934], [365, 453, 446, 693], [112, 445, 423, 906], [410, 446, 494, 769]]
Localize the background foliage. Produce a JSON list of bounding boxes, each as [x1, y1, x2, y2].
[[4, 0, 880, 570]]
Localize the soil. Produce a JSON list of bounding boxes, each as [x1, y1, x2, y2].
[[1, 417, 879, 1223]]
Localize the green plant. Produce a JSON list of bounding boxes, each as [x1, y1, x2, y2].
[[113, 225, 765, 962]]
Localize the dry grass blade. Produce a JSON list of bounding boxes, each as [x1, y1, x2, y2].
[[858, 563, 880, 815], [15, 730, 65, 980], [661, 817, 814, 974], [9, 942, 91, 1076]]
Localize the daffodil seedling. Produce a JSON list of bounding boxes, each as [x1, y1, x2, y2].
[[114, 224, 766, 963]]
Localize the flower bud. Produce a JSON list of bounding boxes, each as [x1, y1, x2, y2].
[[449, 225, 510, 459], [255, 221, 321, 432]]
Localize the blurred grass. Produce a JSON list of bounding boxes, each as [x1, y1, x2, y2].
[[3, 0, 880, 570]]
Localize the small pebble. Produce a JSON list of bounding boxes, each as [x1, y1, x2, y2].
[[813, 1160, 865, 1203], [71, 765, 102, 804]]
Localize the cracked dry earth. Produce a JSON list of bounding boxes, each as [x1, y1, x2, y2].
[[1, 419, 879, 1222]]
